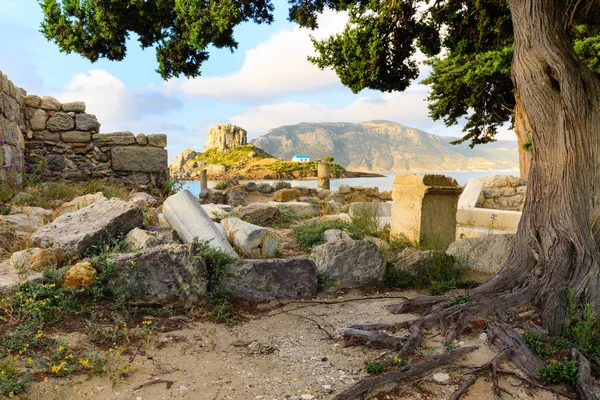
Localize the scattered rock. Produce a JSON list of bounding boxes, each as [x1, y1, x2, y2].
[[257, 183, 274, 194], [112, 244, 207, 300], [29, 248, 65, 271], [237, 203, 280, 226], [338, 184, 351, 195], [58, 192, 107, 215], [311, 240, 385, 288], [272, 181, 291, 191], [125, 227, 178, 250], [8, 248, 41, 271], [269, 201, 321, 219], [221, 217, 280, 258], [12, 192, 34, 204], [479, 332, 488, 342], [432, 373, 450, 383], [446, 234, 514, 274], [129, 192, 157, 206], [244, 182, 257, 191], [224, 185, 246, 207], [63, 262, 97, 289], [273, 188, 300, 202], [31, 199, 143, 254], [225, 258, 318, 300], [323, 229, 352, 243]]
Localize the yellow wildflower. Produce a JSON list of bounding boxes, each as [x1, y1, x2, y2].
[[79, 359, 89, 366]]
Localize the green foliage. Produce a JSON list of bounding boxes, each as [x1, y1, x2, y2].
[[445, 343, 461, 352], [0, 357, 31, 396], [39, 0, 275, 79], [196, 145, 274, 170], [539, 360, 579, 385], [522, 140, 533, 151], [317, 272, 338, 289], [292, 220, 361, 249], [522, 332, 570, 359], [324, 156, 334, 163], [194, 239, 238, 323], [247, 160, 346, 177], [365, 361, 386, 375], [214, 180, 229, 190], [350, 203, 388, 239], [384, 255, 473, 295]]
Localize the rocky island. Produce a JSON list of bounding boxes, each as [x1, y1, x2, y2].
[[170, 123, 384, 180]]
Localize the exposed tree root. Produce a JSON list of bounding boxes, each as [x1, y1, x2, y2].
[[448, 375, 477, 400], [333, 283, 600, 399], [570, 348, 597, 400], [337, 328, 405, 350], [331, 346, 478, 400]]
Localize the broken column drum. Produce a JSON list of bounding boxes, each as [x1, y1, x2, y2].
[[162, 190, 238, 257], [318, 162, 331, 190]]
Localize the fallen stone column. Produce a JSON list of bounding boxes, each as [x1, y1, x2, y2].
[[162, 190, 238, 258], [220, 217, 280, 258]]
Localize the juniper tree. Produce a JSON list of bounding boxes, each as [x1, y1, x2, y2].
[[40, 1, 600, 396]]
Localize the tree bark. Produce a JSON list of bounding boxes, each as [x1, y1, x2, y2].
[[513, 92, 532, 179], [479, 0, 600, 335]]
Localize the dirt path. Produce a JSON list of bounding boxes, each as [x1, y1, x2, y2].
[[26, 289, 567, 400]]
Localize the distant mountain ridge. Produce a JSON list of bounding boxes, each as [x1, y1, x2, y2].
[[251, 120, 518, 172]]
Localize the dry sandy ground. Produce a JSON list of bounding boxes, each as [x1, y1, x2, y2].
[[22, 289, 572, 400]]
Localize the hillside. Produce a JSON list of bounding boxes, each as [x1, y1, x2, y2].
[[251, 121, 519, 172]]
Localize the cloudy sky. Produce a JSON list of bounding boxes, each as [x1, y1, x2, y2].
[[0, 0, 515, 161]]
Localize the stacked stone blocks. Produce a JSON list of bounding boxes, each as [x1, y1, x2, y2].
[[0, 69, 170, 187], [0, 70, 26, 186]]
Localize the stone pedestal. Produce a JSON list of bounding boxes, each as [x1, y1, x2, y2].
[[391, 174, 461, 249], [200, 169, 208, 193], [318, 163, 330, 190]]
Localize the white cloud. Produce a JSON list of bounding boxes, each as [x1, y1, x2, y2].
[[230, 84, 518, 142], [0, 1, 16, 12], [53, 69, 182, 132], [165, 10, 348, 101]]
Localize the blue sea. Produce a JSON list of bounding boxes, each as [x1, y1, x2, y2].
[[182, 171, 517, 197]]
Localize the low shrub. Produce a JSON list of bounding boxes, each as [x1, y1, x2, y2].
[[292, 221, 362, 249]]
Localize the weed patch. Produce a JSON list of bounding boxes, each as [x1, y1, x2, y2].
[[292, 221, 362, 249]]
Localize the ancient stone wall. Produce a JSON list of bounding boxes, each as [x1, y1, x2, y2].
[[0, 70, 26, 187], [17, 91, 167, 188], [476, 175, 527, 211]]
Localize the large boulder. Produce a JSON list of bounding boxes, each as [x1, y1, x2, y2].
[[446, 234, 514, 274], [226, 258, 317, 300], [204, 124, 247, 151], [311, 240, 385, 288], [111, 244, 207, 301], [162, 190, 238, 258], [220, 217, 280, 258], [30, 199, 143, 254], [237, 203, 280, 226]]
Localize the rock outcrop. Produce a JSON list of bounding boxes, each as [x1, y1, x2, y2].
[[446, 234, 514, 274], [204, 124, 247, 152]]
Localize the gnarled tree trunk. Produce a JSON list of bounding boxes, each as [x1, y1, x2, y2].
[[513, 92, 532, 179], [480, 0, 600, 335]]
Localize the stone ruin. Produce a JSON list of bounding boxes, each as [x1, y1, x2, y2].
[[0, 69, 168, 188]]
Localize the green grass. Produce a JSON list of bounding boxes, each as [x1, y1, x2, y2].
[[16, 180, 129, 209], [384, 255, 475, 295], [195, 145, 274, 169], [292, 220, 363, 249]]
